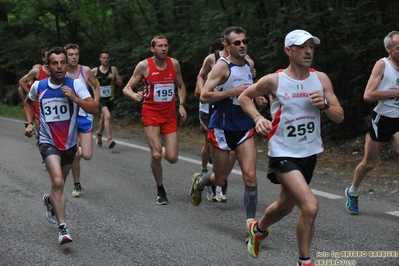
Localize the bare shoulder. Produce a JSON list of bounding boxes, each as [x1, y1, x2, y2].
[[257, 72, 279, 88], [82, 65, 92, 74], [134, 59, 149, 75], [314, 70, 332, 83]]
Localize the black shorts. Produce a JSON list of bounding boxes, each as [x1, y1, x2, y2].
[[199, 111, 210, 133], [367, 110, 399, 142], [99, 97, 113, 113], [38, 143, 78, 167], [267, 155, 317, 185]]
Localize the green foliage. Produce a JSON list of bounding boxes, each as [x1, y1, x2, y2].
[[1, 0, 398, 140], [0, 102, 24, 118]]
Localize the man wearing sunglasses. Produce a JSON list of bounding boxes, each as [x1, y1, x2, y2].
[[195, 30, 267, 204], [190, 25, 261, 244], [238, 29, 344, 265]]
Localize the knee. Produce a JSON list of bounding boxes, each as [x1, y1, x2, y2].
[[164, 154, 178, 164], [151, 153, 163, 164], [81, 151, 92, 160], [242, 172, 257, 186], [79, 146, 92, 160], [299, 201, 319, 222], [51, 176, 65, 190], [360, 161, 376, 172], [103, 113, 112, 121]]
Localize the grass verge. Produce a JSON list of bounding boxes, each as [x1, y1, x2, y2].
[[0, 104, 24, 118]]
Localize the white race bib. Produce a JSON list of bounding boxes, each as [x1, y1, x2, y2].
[[230, 82, 251, 105], [153, 83, 174, 102], [100, 85, 112, 98], [282, 115, 318, 146], [42, 97, 70, 122]]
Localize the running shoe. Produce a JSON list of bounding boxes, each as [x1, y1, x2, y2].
[[157, 194, 169, 205], [43, 194, 57, 224], [58, 225, 73, 245], [96, 132, 102, 147], [42, 161, 47, 171], [216, 186, 227, 203], [205, 186, 217, 202], [108, 138, 116, 149], [245, 219, 269, 244], [345, 187, 359, 215], [72, 183, 82, 198], [247, 219, 266, 258], [189, 173, 203, 206], [200, 169, 208, 175], [296, 261, 314, 266]]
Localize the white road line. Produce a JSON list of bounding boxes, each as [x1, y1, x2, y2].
[[311, 189, 343, 199], [102, 138, 243, 175], [386, 211, 399, 217], [0, 117, 370, 201]]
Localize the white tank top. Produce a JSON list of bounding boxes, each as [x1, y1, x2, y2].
[[268, 70, 324, 157], [373, 58, 399, 118]]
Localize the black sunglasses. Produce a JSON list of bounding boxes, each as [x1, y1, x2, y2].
[[230, 39, 249, 46]]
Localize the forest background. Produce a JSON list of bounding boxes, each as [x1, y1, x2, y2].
[[0, 0, 398, 141]]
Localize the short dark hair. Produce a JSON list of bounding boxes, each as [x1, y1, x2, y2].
[[150, 35, 167, 47], [46, 46, 67, 64], [209, 42, 224, 53], [99, 51, 109, 57], [221, 26, 247, 44], [64, 43, 80, 50], [41, 48, 49, 58]]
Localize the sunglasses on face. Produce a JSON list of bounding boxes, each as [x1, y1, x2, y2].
[[230, 39, 249, 46]]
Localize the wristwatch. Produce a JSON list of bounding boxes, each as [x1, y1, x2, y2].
[[24, 122, 34, 128], [319, 99, 330, 111]]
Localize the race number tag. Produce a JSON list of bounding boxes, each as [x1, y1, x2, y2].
[[154, 83, 174, 102], [282, 115, 317, 146], [42, 97, 70, 122], [384, 87, 399, 108], [100, 85, 112, 98]]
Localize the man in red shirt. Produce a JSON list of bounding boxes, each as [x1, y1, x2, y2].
[[123, 35, 187, 205]]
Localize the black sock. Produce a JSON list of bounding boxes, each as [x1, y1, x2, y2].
[[255, 223, 266, 233], [74, 182, 80, 186], [157, 185, 166, 196]]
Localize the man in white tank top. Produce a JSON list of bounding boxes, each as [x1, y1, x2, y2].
[[345, 31, 399, 215], [238, 29, 344, 265]]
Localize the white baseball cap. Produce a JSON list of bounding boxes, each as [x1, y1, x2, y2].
[[284, 29, 321, 47]]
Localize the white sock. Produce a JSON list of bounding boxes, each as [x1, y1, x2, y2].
[[349, 185, 359, 196], [299, 258, 312, 264], [59, 223, 67, 228]]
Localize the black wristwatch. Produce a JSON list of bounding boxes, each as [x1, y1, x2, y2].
[[180, 102, 186, 107], [24, 122, 34, 128], [319, 99, 330, 111]]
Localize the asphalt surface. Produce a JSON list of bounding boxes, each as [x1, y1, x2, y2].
[[0, 116, 398, 266]]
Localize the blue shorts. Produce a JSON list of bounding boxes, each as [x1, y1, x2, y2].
[[77, 116, 93, 133]]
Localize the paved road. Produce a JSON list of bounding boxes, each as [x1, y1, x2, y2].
[[0, 116, 398, 266]]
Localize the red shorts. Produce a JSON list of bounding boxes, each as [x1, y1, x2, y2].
[[141, 116, 178, 134]]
